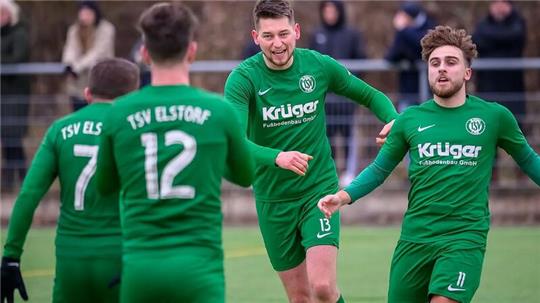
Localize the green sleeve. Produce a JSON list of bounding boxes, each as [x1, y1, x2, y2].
[[323, 55, 398, 123], [224, 69, 281, 166], [3, 124, 59, 259], [96, 111, 120, 195], [343, 153, 401, 202], [497, 106, 540, 185], [223, 104, 255, 187], [343, 114, 408, 202]]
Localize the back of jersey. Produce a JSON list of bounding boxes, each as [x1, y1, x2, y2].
[[102, 85, 237, 255], [53, 103, 121, 256]]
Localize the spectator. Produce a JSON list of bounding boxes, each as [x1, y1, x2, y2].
[[309, 0, 366, 186], [385, 1, 435, 112], [473, 0, 526, 129], [129, 37, 151, 87], [242, 39, 260, 59], [1, 0, 30, 192], [62, 0, 114, 111]]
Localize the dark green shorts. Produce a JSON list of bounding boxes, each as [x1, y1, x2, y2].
[[388, 239, 485, 303], [121, 251, 224, 303], [53, 255, 121, 303], [256, 190, 340, 271]]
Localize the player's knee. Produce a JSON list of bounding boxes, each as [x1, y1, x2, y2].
[[311, 281, 337, 302], [430, 295, 458, 303]]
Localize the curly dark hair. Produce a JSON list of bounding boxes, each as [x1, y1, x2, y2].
[[421, 25, 478, 67]]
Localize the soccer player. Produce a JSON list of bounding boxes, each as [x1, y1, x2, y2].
[[1, 58, 140, 303], [224, 1, 398, 302], [318, 25, 540, 303], [94, 3, 254, 303]]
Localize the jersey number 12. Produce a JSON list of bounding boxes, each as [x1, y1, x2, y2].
[[141, 130, 197, 200]]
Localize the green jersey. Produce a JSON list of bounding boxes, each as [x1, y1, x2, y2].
[[225, 48, 397, 203], [4, 103, 121, 258], [346, 95, 540, 244], [96, 85, 253, 256]]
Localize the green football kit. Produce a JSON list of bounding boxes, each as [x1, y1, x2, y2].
[[344, 95, 540, 303], [3, 103, 122, 303], [95, 85, 254, 303], [225, 48, 398, 271]]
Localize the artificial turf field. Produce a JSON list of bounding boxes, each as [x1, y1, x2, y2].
[[2, 226, 539, 302]]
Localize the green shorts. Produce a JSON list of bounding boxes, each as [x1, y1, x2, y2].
[[388, 239, 485, 303], [121, 250, 224, 303], [53, 255, 121, 303], [256, 190, 340, 271]]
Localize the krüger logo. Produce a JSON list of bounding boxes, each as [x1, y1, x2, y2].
[[418, 142, 482, 159], [262, 101, 319, 121]]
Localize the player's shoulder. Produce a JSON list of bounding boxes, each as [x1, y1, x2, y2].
[[233, 53, 264, 75], [296, 48, 328, 63], [466, 94, 510, 114]]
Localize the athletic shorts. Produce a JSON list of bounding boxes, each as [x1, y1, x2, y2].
[[388, 239, 485, 303], [256, 189, 340, 271], [121, 250, 224, 303], [53, 255, 121, 303]]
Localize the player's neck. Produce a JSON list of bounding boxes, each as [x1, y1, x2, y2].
[[433, 86, 466, 108], [151, 61, 190, 86]]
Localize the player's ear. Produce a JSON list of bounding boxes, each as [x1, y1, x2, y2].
[[186, 41, 197, 64], [140, 45, 152, 66], [294, 23, 301, 40], [84, 87, 93, 104], [251, 29, 260, 45], [464, 66, 472, 81]]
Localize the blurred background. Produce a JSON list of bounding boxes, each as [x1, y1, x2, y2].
[[1, 0, 539, 226]]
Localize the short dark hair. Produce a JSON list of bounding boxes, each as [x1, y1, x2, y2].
[[89, 58, 140, 99], [421, 25, 478, 67], [253, 0, 294, 28], [138, 2, 198, 64]]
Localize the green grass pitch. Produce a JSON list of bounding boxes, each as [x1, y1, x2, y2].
[[2, 226, 539, 302]]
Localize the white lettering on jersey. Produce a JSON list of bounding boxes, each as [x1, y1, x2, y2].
[[127, 109, 152, 130], [262, 100, 319, 121], [418, 142, 482, 159]]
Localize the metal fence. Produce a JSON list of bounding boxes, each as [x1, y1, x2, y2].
[[1, 59, 539, 224]]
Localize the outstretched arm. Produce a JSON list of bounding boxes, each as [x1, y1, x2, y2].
[[318, 153, 401, 218], [497, 105, 540, 186]]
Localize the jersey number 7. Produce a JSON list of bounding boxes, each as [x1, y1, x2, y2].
[[73, 144, 99, 211]]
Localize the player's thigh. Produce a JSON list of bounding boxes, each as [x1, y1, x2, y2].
[[121, 253, 224, 303], [388, 241, 436, 303], [429, 244, 485, 303], [53, 256, 121, 303], [256, 201, 305, 271]]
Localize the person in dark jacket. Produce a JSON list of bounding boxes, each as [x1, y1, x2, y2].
[[309, 0, 366, 186], [473, 0, 527, 129], [385, 1, 435, 112], [1, 0, 30, 192]]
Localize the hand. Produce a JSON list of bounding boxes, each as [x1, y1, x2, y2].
[[376, 119, 395, 146], [275, 151, 313, 176], [1, 257, 28, 303], [318, 191, 351, 219]]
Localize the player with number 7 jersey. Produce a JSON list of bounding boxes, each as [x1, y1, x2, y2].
[[2, 58, 140, 303]]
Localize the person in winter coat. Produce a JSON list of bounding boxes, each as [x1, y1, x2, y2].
[[62, 0, 115, 111], [473, 0, 527, 129], [385, 1, 435, 112], [1, 0, 30, 192], [309, 0, 367, 186]]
